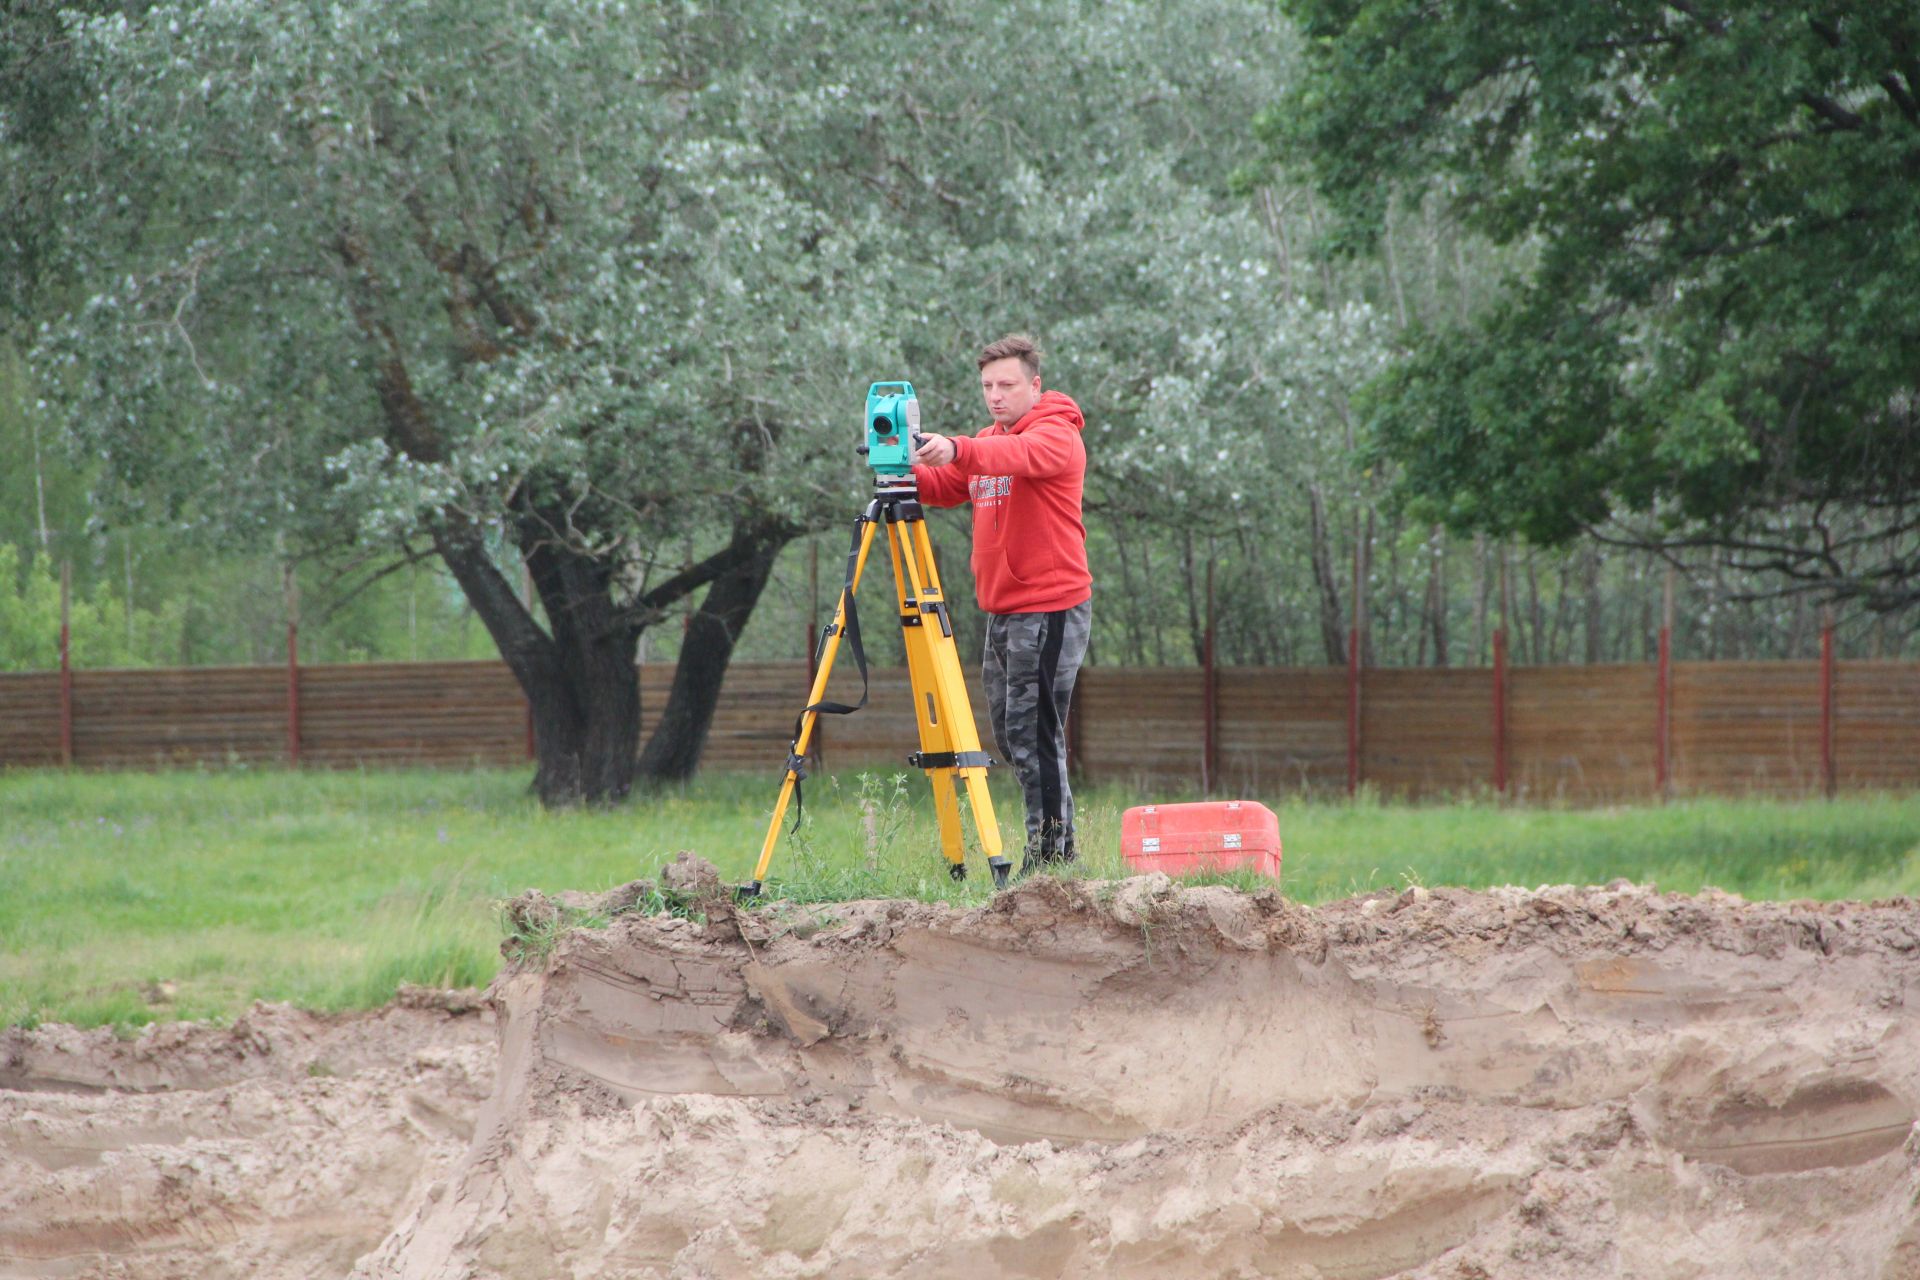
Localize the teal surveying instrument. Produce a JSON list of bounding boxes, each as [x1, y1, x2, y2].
[[863, 381, 920, 474], [745, 382, 1010, 894]]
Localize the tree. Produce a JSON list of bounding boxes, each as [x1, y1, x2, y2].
[[1266, 1, 1920, 613], [35, 1, 904, 801]]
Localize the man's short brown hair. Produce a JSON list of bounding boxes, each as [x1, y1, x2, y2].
[[978, 334, 1042, 380]]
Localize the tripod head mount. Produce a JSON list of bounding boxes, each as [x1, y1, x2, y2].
[[862, 381, 923, 478]]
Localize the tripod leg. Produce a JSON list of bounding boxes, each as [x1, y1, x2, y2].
[[749, 517, 883, 891], [891, 520, 968, 878], [893, 517, 1010, 887], [961, 769, 1010, 887], [930, 769, 967, 879]]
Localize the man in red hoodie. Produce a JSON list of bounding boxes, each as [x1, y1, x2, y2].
[[911, 334, 1092, 874]]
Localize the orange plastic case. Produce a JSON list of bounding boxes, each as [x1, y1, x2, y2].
[[1119, 800, 1282, 880]]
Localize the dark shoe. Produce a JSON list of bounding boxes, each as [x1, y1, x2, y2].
[[1016, 837, 1077, 880]]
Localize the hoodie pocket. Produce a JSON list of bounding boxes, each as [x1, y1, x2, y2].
[[1001, 539, 1058, 585]]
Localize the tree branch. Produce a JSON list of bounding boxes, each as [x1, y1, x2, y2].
[[332, 228, 446, 464], [623, 514, 798, 626], [305, 542, 441, 628], [1879, 72, 1920, 127], [1665, 1, 1729, 37], [1801, 91, 1866, 131]]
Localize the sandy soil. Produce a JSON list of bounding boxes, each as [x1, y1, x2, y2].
[[6, 879, 1919, 1279], [1, 991, 494, 1279]]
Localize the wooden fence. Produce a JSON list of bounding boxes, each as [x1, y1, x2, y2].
[[2, 654, 1917, 800]]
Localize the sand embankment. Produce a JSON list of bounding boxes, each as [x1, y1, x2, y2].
[[345, 878, 1920, 1279]]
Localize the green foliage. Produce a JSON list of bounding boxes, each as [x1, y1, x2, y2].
[[0, 542, 184, 668], [16, 0, 1396, 675], [854, 770, 914, 869], [0, 1, 160, 328], [1272, 1, 1920, 610], [35, 1, 863, 545], [16, 0, 1909, 681]]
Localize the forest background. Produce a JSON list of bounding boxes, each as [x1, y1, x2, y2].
[[4, 1, 1916, 800]]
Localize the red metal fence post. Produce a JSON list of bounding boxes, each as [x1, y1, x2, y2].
[[1492, 627, 1509, 795], [1656, 570, 1673, 799], [1820, 616, 1836, 799], [1345, 627, 1360, 797], [58, 558, 73, 767]]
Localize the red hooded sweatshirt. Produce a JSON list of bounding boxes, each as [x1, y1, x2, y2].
[[913, 389, 1092, 615]]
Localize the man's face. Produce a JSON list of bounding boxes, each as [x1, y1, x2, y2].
[[980, 357, 1041, 427]]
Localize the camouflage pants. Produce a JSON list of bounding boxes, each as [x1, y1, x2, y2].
[[981, 600, 1092, 868]]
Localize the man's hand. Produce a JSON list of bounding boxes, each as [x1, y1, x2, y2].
[[912, 432, 957, 467]]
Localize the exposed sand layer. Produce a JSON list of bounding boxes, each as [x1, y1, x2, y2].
[[1, 995, 493, 1279], [368, 878, 1919, 1279], [6, 880, 1919, 1279]]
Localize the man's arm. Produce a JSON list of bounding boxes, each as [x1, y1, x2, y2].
[[949, 420, 1083, 478], [912, 457, 972, 507]]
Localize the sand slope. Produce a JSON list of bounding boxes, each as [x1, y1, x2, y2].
[[349, 879, 1920, 1279]]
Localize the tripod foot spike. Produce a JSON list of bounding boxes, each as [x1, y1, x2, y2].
[[735, 881, 763, 902], [988, 857, 1012, 889], [948, 863, 967, 883]]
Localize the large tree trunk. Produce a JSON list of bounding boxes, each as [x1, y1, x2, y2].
[[336, 223, 631, 806], [431, 522, 639, 806], [522, 529, 643, 805], [437, 502, 800, 805], [520, 630, 641, 806], [638, 517, 789, 782]]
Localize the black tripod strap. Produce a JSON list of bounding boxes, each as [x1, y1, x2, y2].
[[786, 512, 872, 831]]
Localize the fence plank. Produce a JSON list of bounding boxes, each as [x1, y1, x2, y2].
[[0, 673, 64, 767], [1672, 661, 1823, 795], [1216, 668, 1347, 792], [1834, 662, 1920, 792], [1075, 668, 1205, 781], [1510, 664, 1658, 802], [299, 662, 527, 767], [1359, 668, 1495, 796]]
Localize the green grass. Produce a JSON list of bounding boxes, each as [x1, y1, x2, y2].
[[3, 766, 1916, 1029]]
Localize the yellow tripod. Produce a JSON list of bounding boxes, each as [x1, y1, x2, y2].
[[746, 475, 1010, 895]]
